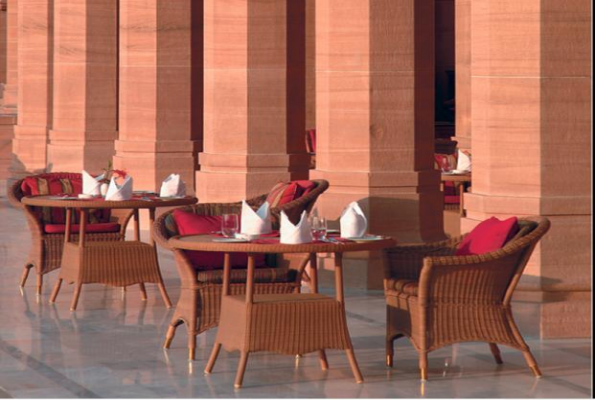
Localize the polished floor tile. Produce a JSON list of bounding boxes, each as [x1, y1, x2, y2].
[[0, 198, 592, 398]]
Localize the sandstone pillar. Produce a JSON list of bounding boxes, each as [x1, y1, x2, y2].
[[0, 0, 17, 112], [114, 0, 201, 193], [454, 0, 471, 150], [312, 0, 444, 289], [0, 0, 7, 98], [305, 0, 315, 130], [47, 0, 117, 173], [196, 0, 310, 202], [463, 0, 591, 294], [10, 0, 52, 179]]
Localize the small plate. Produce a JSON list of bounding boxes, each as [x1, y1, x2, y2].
[[326, 229, 340, 234], [212, 238, 249, 243], [133, 190, 156, 194], [346, 235, 384, 243]]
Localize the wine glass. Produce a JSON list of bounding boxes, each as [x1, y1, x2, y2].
[[221, 214, 239, 238], [310, 216, 327, 241]]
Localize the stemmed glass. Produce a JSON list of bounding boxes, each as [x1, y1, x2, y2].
[[310, 216, 327, 241], [221, 214, 239, 238]]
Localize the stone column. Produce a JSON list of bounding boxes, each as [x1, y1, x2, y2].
[[0, 0, 7, 98], [454, 0, 471, 150], [0, 0, 16, 182], [10, 0, 52, 179], [0, 0, 17, 112], [305, 0, 315, 130], [463, 0, 591, 295], [114, 0, 202, 193], [196, 0, 310, 202], [312, 0, 444, 289], [47, 0, 117, 173]]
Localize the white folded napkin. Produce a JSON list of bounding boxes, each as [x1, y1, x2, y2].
[[159, 173, 186, 197], [280, 211, 312, 244], [105, 176, 133, 201], [82, 170, 104, 196], [240, 200, 272, 235], [340, 201, 367, 238], [456, 150, 472, 172]]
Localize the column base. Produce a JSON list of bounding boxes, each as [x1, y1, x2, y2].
[[0, 114, 16, 180], [47, 131, 117, 173], [463, 192, 591, 292]]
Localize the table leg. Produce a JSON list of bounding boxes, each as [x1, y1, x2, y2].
[[149, 208, 172, 308], [334, 253, 363, 383], [234, 352, 250, 389], [309, 253, 329, 370]]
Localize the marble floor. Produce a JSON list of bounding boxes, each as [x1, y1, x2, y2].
[[0, 197, 592, 398]]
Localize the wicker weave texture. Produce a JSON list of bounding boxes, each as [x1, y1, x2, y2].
[[384, 217, 551, 379]]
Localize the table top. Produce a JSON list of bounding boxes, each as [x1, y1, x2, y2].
[[441, 172, 471, 182], [21, 194, 198, 209], [168, 234, 396, 254]]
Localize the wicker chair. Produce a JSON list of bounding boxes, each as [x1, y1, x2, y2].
[[7, 173, 134, 295], [384, 217, 550, 380], [153, 179, 329, 360]]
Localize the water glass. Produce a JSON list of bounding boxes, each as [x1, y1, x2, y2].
[[310, 216, 327, 241], [221, 214, 239, 238]]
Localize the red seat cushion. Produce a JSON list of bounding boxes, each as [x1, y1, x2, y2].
[[444, 195, 460, 204], [172, 210, 266, 270], [455, 217, 520, 256], [266, 180, 316, 208], [44, 223, 121, 234]]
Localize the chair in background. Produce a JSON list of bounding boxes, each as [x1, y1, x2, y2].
[[153, 179, 329, 360], [383, 217, 550, 380], [7, 172, 133, 295]]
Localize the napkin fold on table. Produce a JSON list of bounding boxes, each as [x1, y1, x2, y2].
[[240, 200, 272, 235], [82, 170, 104, 196], [159, 173, 186, 197], [340, 201, 367, 238], [105, 176, 133, 201], [455, 149, 472, 173], [280, 211, 312, 244]]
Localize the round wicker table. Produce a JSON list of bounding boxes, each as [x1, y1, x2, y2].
[[21, 195, 197, 310], [168, 234, 396, 388]]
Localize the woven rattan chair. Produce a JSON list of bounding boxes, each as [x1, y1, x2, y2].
[[7, 173, 134, 295], [153, 179, 329, 360], [384, 217, 550, 381]]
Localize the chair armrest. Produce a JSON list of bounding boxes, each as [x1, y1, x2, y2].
[[384, 235, 465, 281]]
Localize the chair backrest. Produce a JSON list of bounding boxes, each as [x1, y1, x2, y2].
[[154, 179, 330, 247]]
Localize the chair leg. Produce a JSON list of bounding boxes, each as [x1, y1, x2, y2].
[[522, 349, 542, 378], [234, 351, 250, 389], [36, 273, 43, 295], [318, 350, 329, 370], [139, 283, 148, 301], [20, 264, 33, 287], [70, 282, 83, 311], [187, 331, 197, 360], [157, 282, 172, 308], [204, 342, 222, 374], [386, 337, 394, 367], [345, 348, 364, 383], [49, 279, 63, 304], [163, 324, 178, 349], [419, 352, 428, 381], [489, 343, 503, 364]]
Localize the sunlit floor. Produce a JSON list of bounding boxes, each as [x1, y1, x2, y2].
[[0, 196, 592, 398]]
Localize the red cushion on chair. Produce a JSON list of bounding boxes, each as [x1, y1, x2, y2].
[[444, 195, 460, 204], [455, 217, 520, 256], [44, 223, 121, 234], [266, 180, 317, 208], [172, 210, 266, 270]]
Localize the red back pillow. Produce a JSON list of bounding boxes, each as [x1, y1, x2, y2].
[[455, 217, 520, 256], [173, 210, 266, 270], [266, 180, 316, 208]]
